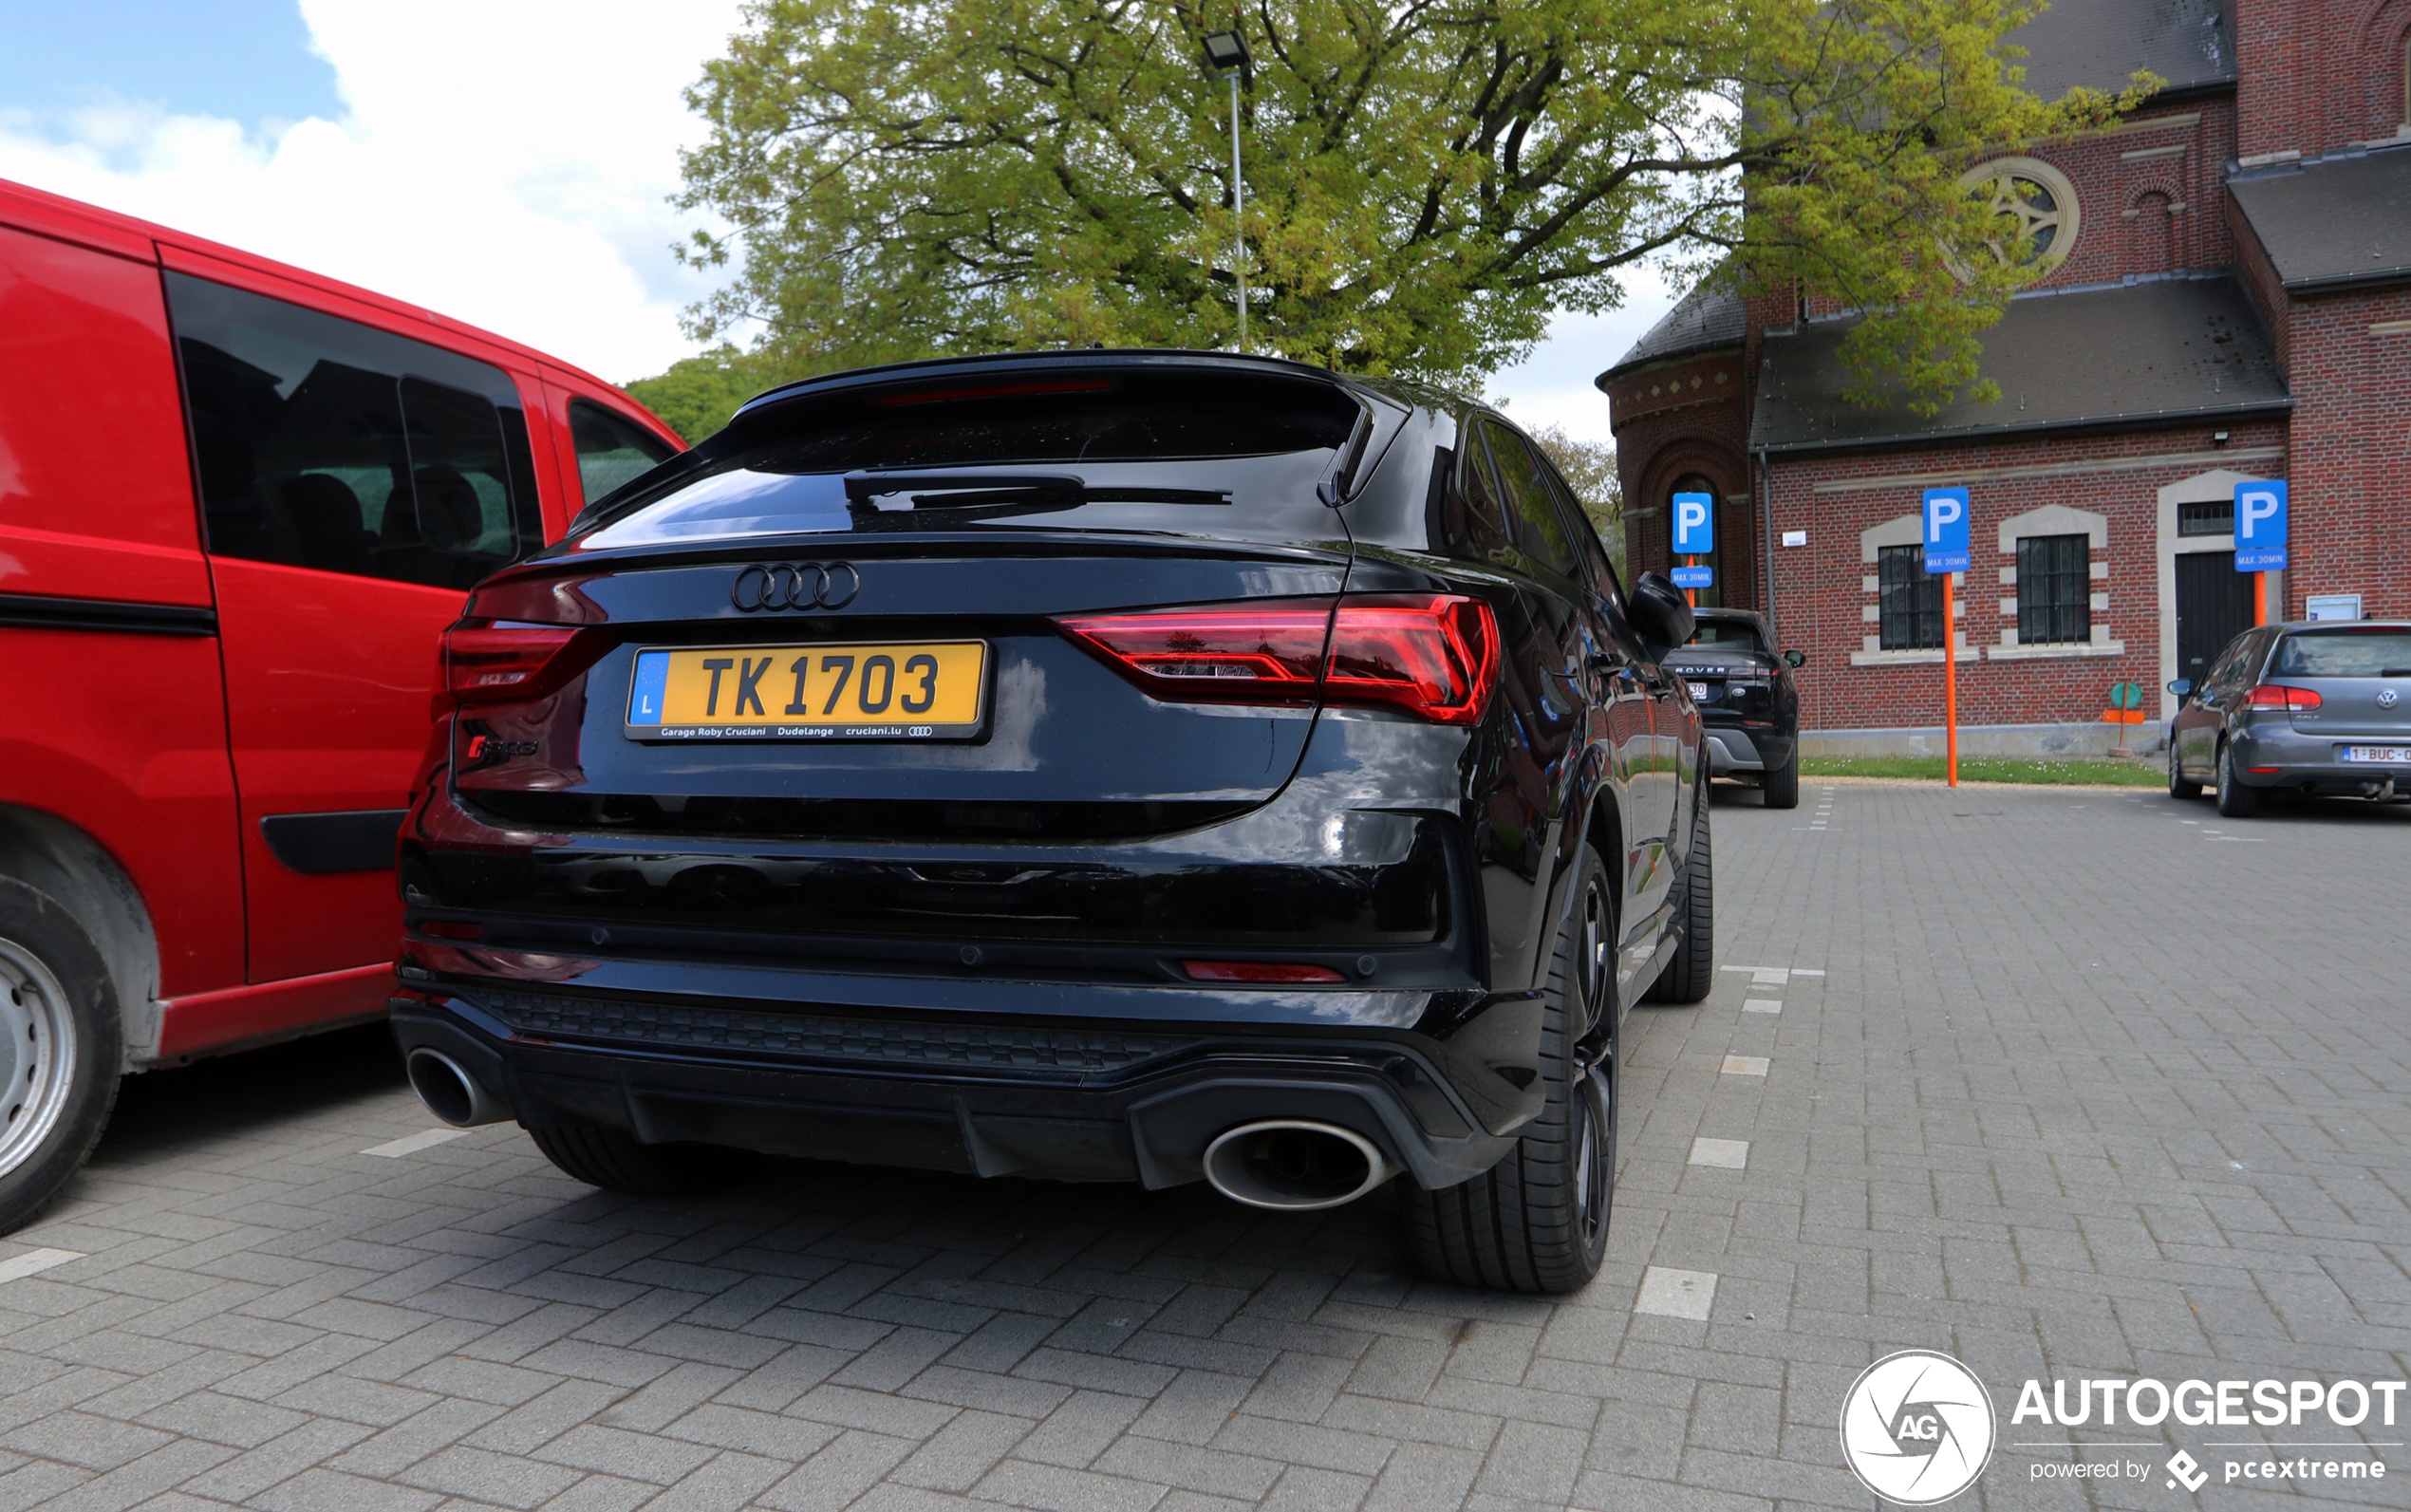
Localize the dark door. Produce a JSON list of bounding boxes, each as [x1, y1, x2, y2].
[[2176, 551, 2254, 686]]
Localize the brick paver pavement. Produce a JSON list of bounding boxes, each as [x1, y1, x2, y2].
[[3, 781, 2406, 1511]]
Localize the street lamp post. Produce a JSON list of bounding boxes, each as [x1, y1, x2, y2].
[[1201, 28, 1251, 354]]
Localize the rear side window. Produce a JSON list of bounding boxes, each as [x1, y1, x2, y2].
[[577, 369, 1362, 550], [1480, 420, 1582, 579], [2272, 629, 2411, 678], [169, 272, 540, 589], [570, 399, 676, 505]]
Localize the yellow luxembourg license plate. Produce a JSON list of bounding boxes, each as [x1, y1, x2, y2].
[[625, 642, 987, 740]]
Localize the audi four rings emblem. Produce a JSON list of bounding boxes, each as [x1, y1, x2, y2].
[[732, 562, 860, 611]]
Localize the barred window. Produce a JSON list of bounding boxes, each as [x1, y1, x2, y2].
[[2016, 533, 2091, 644], [2177, 499, 2232, 537], [1878, 544, 1944, 649]]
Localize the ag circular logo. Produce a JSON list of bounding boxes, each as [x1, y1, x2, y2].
[[1840, 1351, 1995, 1504]]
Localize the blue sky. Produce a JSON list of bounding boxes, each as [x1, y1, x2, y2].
[[0, 0, 341, 133], [0, 0, 1671, 439]]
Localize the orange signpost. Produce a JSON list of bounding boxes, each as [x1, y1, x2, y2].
[[2254, 570, 2267, 626]]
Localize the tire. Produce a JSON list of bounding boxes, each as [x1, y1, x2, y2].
[[2168, 741, 2202, 800], [0, 878, 121, 1235], [1644, 778, 1715, 1004], [2215, 741, 2262, 818], [528, 1119, 753, 1198], [1402, 844, 1615, 1295], [1762, 745, 1801, 810]]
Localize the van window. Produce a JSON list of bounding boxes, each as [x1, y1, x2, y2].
[[570, 400, 676, 506], [168, 272, 540, 590]]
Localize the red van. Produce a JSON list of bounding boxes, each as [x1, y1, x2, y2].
[[0, 177, 683, 1231]]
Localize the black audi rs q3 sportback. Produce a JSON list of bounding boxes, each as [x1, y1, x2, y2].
[[392, 351, 1710, 1294]]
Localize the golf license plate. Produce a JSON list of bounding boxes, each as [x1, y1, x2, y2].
[[2340, 745, 2411, 763], [625, 642, 987, 740]]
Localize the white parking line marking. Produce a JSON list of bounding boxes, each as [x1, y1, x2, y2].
[[1750, 967, 1788, 986], [1635, 1265, 1718, 1319], [363, 1128, 474, 1158], [1743, 999, 1783, 1014], [0, 1248, 84, 1285], [1792, 969, 1825, 977], [1690, 1138, 1749, 1168], [1720, 1055, 1770, 1076]]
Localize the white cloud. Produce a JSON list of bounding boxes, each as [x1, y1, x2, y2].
[[0, 0, 745, 383], [1487, 265, 1681, 449]]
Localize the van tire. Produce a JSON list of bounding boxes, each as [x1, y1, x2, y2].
[[1401, 844, 1614, 1295], [0, 878, 121, 1235], [528, 1119, 752, 1198]]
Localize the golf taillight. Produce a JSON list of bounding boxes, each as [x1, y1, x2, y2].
[[1057, 594, 1499, 725], [442, 623, 582, 703], [2244, 683, 2322, 710]]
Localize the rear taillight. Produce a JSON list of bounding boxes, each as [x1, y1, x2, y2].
[[1058, 594, 1499, 726], [1182, 961, 1348, 984], [1056, 601, 1329, 703], [1323, 596, 1500, 724], [441, 622, 582, 705], [2244, 683, 2322, 710]]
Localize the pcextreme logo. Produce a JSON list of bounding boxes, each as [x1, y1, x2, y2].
[[1841, 1351, 1996, 1504]]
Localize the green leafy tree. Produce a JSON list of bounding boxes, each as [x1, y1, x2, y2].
[[622, 349, 800, 443], [670, 0, 2150, 411]]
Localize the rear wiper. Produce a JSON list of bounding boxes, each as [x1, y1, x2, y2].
[[844, 471, 1230, 509]]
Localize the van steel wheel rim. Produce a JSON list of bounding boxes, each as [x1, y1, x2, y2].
[[0, 939, 77, 1181]]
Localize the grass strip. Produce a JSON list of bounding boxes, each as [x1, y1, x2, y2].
[[1799, 756, 2163, 787]]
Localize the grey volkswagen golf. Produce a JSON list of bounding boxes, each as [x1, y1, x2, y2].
[[2167, 621, 2411, 816]]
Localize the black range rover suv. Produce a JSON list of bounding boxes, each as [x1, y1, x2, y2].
[[392, 351, 1711, 1294]]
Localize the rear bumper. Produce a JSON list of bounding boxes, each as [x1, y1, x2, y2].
[[390, 986, 1521, 1191], [1702, 722, 1794, 775], [2228, 729, 2411, 793]]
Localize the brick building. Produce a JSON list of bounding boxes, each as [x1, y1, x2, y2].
[[1598, 0, 2411, 755]]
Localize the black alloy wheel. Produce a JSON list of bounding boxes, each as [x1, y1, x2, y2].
[[2169, 740, 2202, 800], [1403, 842, 1616, 1295], [2215, 741, 2262, 818]]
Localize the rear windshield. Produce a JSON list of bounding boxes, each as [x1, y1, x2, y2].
[[573, 369, 1361, 551], [1684, 620, 1767, 654], [2271, 629, 2411, 678]]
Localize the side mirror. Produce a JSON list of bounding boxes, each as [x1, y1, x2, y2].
[[1629, 571, 1695, 657], [2167, 679, 2193, 700], [1783, 649, 1807, 669]]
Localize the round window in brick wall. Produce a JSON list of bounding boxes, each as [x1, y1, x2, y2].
[[1956, 157, 2080, 270]]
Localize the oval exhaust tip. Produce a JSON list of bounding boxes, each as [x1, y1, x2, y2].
[[405, 1048, 508, 1128], [1202, 1120, 1397, 1211]]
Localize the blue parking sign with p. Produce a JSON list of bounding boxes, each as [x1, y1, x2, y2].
[[2233, 479, 2288, 570], [1672, 491, 1714, 556], [1922, 487, 1971, 573]]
